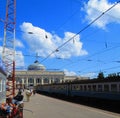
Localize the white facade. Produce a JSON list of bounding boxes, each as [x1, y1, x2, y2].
[[15, 60, 89, 88], [64, 76, 90, 82], [15, 70, 65, 88], [15, 60, 65, 88]]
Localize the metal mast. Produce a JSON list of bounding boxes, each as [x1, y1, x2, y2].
[[2, 0, 16, 97]]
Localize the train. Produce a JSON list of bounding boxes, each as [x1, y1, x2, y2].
[[0, 64, 7, 103], [36, 78, 120, 101]]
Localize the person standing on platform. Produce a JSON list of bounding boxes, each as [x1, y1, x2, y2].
[[25, 88, 32, 102]]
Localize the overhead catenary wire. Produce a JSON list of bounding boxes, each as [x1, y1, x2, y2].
[[0, 18, 5, 23], [81, 65, 120, 75], [59, 44, 120, 71], [40, 1, 120, 63]]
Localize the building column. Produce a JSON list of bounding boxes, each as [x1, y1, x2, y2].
[[21, 78, 24, 88], [60, 78, 63, 83], [49, 78, 51, 84], [41, 77, 44, 85], [52, 77, 55, 83], [34, 77, 36, 86], [26, 77, 28, 87]]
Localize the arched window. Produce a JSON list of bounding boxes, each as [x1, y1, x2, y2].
[[54, 78, 60, 83], [44, 78, 49, 83], [36, 78, 41, 83], [28, 78, 34, 84]]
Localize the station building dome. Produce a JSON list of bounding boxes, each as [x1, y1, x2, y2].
[[28, 60, 46, 71]]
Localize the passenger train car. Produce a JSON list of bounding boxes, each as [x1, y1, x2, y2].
[[36, 78, 120, 101], [0, 64, 6, 103]]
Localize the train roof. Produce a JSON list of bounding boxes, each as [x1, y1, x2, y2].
[[70, 78, 120, 84], [0, 66, 6, 76], [38, 78, 120, 86]]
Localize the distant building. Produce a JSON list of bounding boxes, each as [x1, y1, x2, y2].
[[15, 60, 65, 88], [15, 60, 89, 88], [64, 76, 90, 82]]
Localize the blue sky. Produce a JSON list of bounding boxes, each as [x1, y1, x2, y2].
[[0, 0, 120, 78]]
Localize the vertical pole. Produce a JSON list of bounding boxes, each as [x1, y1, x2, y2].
[[12, 61, 15, 96], [2, 0, 16, 98]]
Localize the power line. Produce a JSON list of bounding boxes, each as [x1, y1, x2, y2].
[[83, 65, 120, 75], [16, 53, 42, 58], [59, 44, 120, 69], [40, 1, 120, 63], [0, 18, 5, 23]]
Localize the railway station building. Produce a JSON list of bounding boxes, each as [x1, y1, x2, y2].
[[15, 60, 65, 88], [15, 60, 89, 89]]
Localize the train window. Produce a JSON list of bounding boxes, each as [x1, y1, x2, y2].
[[111, 84, 117, 92], [72, 85, 76, 90], [104, 84, 109, 92], [76, 85, 79, 90], [59, 86, 61, 90], [71, 85, 73, 90], [93, 85, 96, 91], [84, 85, 87, 91], [73, 85, 76, 90], [88, 85, 91, 91], [0, 79, 2, 92], [98, 85, 102, 92], [119, 84, 120, 92], [80, 86, 82, 91]]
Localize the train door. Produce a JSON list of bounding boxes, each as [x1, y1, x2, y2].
[[67, 83, 72, 96]]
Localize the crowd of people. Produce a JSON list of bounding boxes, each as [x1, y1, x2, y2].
[[0, 88, 36, 118], [0, 91, 24, 118]]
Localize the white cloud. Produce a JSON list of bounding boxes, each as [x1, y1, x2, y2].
[[63, 69, 77, 76], [81, 72, 97, 79], [15, 51, 24, 67], [0, 46, 24, 68], [0, 37, 2, 41], [15, 39, 24, 48], [0, 47, 2, 57], [20, 22, 88, 58], [83, 0, 120, 29]]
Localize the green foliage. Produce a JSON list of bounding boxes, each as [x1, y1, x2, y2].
[[97, 72, 104, 79], [107, 72, 120, 79], [97, 72, 120, 79]]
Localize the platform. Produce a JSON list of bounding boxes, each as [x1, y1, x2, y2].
[[23, 93, 120, 118]]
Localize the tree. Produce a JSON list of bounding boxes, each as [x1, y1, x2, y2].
[[97, 72, 104, 79]]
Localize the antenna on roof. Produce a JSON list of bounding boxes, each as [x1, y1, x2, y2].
[[36, 52, 39, 61]]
